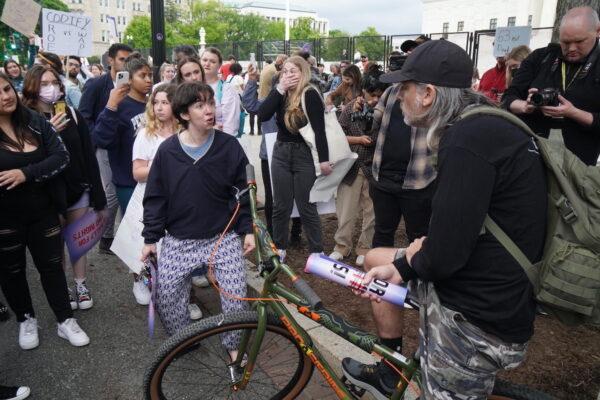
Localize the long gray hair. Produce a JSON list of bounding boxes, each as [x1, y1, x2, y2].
[[415, 84, 495, 151]]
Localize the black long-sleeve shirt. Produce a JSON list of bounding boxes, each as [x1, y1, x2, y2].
[[502, 42, 600, 165], [394, 114, 547, 344], [257, 86, 329, 162], [142, 131, 252, 244]]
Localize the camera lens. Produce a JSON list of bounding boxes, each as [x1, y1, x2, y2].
[[530, 93, 544, 107]]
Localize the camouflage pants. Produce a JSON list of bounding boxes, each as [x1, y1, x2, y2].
[[409, 280, 528, 399]]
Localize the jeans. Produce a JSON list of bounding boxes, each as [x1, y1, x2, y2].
[[271, 141, 323, 253], [262, 158, 302, 238], [370, 183, 434, 247], [0, 213, 72, 323], [96, 148, 119, 239]]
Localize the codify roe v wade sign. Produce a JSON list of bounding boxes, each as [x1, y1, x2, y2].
[[42, 9, 92, 56], [493, 26, 532, 58]]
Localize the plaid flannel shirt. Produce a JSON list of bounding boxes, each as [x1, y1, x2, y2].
[[370, 84, 436, 190], [338, 97, 375, 185]]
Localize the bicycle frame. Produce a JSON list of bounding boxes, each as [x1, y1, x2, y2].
[[232, 167, 421, 399]]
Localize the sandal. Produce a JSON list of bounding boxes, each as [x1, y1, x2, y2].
[[0, 300, 10, 322]]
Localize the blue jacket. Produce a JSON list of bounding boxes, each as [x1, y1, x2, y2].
[[92, 96, 146, 188], [241, 79, 277, 160], [79, 72, 113, 135]]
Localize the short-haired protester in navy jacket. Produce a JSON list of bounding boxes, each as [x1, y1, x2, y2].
[[92, 53, 152, 213], [141, 82, 254, 361]]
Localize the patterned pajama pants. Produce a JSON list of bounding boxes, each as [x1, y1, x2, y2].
[[157, 232, 248, 350]]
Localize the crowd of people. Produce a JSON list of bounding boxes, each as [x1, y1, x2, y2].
[[0, 5, 599, 399]]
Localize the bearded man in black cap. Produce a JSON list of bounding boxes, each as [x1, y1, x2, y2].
[[342, 40, 547, 399]]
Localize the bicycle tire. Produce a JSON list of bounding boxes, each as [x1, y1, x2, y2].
[[490, 379, 556, 400], [144, 310, 314, 400]]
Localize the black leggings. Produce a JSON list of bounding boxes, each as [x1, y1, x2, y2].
[[370, 184, 434, 248], [0, 213, 72, 323]]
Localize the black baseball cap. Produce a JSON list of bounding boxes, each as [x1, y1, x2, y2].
[[381, 40, 473, 88], [400, 40, 418, 53]]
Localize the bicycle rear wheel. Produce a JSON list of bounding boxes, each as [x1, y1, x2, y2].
[[144, 311, 314, 400], [489, 379, 555, 400]]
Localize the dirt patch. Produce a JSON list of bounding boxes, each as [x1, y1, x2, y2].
[[270, 212, 600, 400]]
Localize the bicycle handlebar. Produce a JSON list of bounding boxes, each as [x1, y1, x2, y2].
[[293, 278, 322, 309]]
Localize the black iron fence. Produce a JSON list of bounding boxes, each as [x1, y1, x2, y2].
[[138, 27, 554, 72]]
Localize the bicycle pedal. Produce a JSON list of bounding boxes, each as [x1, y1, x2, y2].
[[341, 376, 366, 398]]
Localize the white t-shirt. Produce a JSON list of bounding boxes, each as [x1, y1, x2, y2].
[[132, 129, 167, 171]]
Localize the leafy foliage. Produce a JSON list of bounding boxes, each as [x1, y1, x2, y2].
[[354, 27, 385, 62]]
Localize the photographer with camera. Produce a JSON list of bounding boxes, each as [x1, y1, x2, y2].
[[503, 6, 600, 165], [328, 64, 389, 266]]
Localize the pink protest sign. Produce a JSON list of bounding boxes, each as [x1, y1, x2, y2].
[[64, 210, 108, 263]]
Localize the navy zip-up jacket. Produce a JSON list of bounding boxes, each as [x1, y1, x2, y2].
[[79, 73, 113, 136], [92, 96, 146, 188]]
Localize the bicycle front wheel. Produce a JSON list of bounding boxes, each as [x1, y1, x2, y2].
[[144, 311, 314, 400]]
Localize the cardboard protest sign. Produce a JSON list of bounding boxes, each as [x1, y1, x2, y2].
[[493, 26, 532, 57], [1, 0, 41, 36], [64, 210, 108, 263], [42, 8, 92, 56]]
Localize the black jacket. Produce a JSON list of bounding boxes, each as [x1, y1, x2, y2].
[[502, 42, 600, 165]]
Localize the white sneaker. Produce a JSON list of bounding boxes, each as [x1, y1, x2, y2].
[[188, 303, 203, 320], [328, 251, 344, 261], [191, 275, 210, 288], [0, 386, 31, 400], [355, 255, 365, 267], [133, 280, 151, 305], [18, 315, 39, 350], [57, 318, 90, 347], [278, 249, 286, 262]]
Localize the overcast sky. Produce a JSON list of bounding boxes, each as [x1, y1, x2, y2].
[[296, 0, 423, 35]]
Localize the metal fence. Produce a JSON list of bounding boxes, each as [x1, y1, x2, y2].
[[138, 27, 555, 71]]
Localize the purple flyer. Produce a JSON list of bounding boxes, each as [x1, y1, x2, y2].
[[64, 210, 108, 263]]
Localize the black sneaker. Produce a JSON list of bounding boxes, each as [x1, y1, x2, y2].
[[98, 237, 115, 255], [0, 301, 9, 322], [341, 358, 395, 400], [0, 384, 31, 400]]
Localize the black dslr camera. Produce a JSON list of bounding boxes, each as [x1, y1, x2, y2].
[[530, 88, 560, 107], [351, 103, 374, 123]]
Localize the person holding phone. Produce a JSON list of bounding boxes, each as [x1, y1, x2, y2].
[[0, 72, 90, 349], [22, 65, 107, 311], [93, 53, 152, 213]]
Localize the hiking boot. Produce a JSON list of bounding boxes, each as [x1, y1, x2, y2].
[[341, 358, 395, 400], [57, 318, 90, 347], [18, 315, 39, 350], [98, 237, 115, 255], [76, 282, 93, 310], [0, 385, 31, 400]]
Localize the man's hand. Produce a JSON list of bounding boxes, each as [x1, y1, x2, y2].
[[356, 263, 403, 302], [319, 161, 333, 176], [406, 236, 426, 266], [246, 65, 259, 81], [243, 234, 255, 256], [540, 95, 576, 119], [141, 243, 157, 262], [0, 169, 26, 190]]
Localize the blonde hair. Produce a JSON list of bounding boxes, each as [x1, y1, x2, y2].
[[283, 56, 313, 132], [145, 83, 179, 137], [505, 45, 531, 86]]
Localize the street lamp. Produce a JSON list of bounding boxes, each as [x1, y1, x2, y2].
[[199, 27, 206, 53]]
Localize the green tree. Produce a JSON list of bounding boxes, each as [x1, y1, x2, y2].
[[354, 26, 385, 62], [320, 29, 351, 61], [290, 17, 321, 39]]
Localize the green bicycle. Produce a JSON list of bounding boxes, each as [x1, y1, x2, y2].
[[144, 165, 553, 400]]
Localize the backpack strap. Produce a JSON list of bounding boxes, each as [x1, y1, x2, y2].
[[458, 106, 539, 139], [483, 215, 538, 288]]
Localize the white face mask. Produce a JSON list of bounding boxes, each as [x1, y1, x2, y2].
[[39, 84, 62, 104]]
